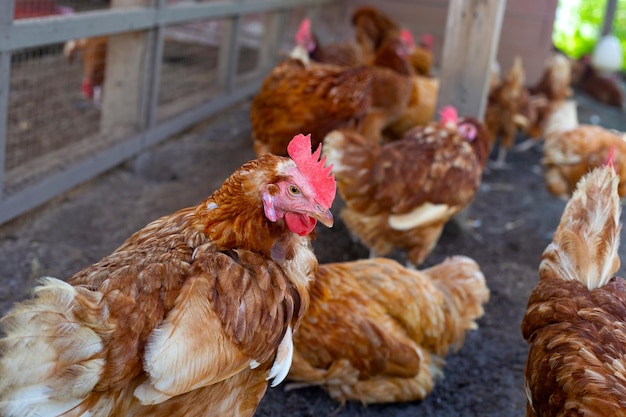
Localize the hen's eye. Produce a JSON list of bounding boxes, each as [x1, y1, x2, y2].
[[289, 185, 301, 195]]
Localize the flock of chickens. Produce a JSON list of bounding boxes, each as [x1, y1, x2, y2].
[[1, 5, 626, 417]]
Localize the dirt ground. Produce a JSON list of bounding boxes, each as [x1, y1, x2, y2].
[[0, 92, 625, 417]]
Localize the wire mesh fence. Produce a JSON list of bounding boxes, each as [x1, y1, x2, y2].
[[6, 42, 103, 196], [1, 0, 343, 224], [158, 22, 225, 118]]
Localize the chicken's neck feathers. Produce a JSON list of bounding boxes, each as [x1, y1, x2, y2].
[[195, 158, 317, 298], [194, 157, 300, 261]]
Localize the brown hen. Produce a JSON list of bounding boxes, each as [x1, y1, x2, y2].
[[351, 6, 434, 76], [351, 5, 400, 65], [485, 56, 537, 167], [292, 16, 418, 144], [581, 66, 625, 109], [0, 134, 336, 417], [323, 106, 490, 266], [64, 36, 108, 103], [250, 47, 374, 157], [359, 30, 415, 143], [517, 51, 573, 143], [288, 256, 489, 404], [295, 18, 364, 67], [522, 164, 626, 417], [541, 99, 626, 199]]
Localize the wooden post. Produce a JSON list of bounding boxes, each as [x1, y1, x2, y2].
[[217, 16, 242, 92], [436, 0, 507, 120], [100, 0, 152, 135], [0, 0, 14, 198], [258, 11, 288, 73], [602, 0, 617, 36]]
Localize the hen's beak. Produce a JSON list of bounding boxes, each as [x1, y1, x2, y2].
[[310, 206, 334, 228]]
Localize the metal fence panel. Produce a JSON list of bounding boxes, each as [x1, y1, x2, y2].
[[0, 0, 342, 225]]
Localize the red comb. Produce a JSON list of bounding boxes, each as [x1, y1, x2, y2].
[[399, 29, 415, 49], [287, 134, 336, 208], [439, 106, 458, 125], [295, 18, 311, 45], [420, 33, 435, 50]]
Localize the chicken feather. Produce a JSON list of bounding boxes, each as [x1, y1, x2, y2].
[[383, 75, 440, 141], [522, 165, 626, 417], [351, 5, 400, 64], [251, 58, 373, 157], [323, 112, 490, 266], [64, 36, 108, 103], [541, 99, 626, 199], [0, 143, 335, 417], [288, 256, 489, 404], [485, 56, 538, 167]]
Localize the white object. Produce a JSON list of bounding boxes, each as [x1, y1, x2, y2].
[[591, 34, 624, 75]]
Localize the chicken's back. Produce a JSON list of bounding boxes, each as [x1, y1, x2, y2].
[[0, 204, 307, 416], [251, 59, 373, 157], [523, 278, 626, 417], [289, 256, 488, 404], [384, 75, 440, 140], [351, 6, 399, 63], [324, 119, 489, 265], [294, 259, 423, 381], [543, 125, 626, 198], [0, 209, 201, 416], [408, 47, 433, 77], [523, 165, 626, 417], [325, 124, 484, 215], [375, 125, 485, 213], [310, 40, 364, 67], [369, 66, 413, 119]]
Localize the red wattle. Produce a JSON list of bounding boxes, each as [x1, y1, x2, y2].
[[81, 79, 94, 99], [285, 213, 316, 236]]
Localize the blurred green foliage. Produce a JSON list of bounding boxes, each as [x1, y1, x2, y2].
[[553, 0, 625, 70]]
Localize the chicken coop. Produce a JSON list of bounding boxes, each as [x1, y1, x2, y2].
[[7, 1, 626, 417], [0, 0, 556, 225]]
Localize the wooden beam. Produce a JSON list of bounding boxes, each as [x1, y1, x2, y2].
[[602, 0, 617, 36], [436, 0, 507, 120]]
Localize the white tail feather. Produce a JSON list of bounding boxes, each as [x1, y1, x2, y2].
[[539, 166, 622, 289], [0, 277, 105, 417]]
